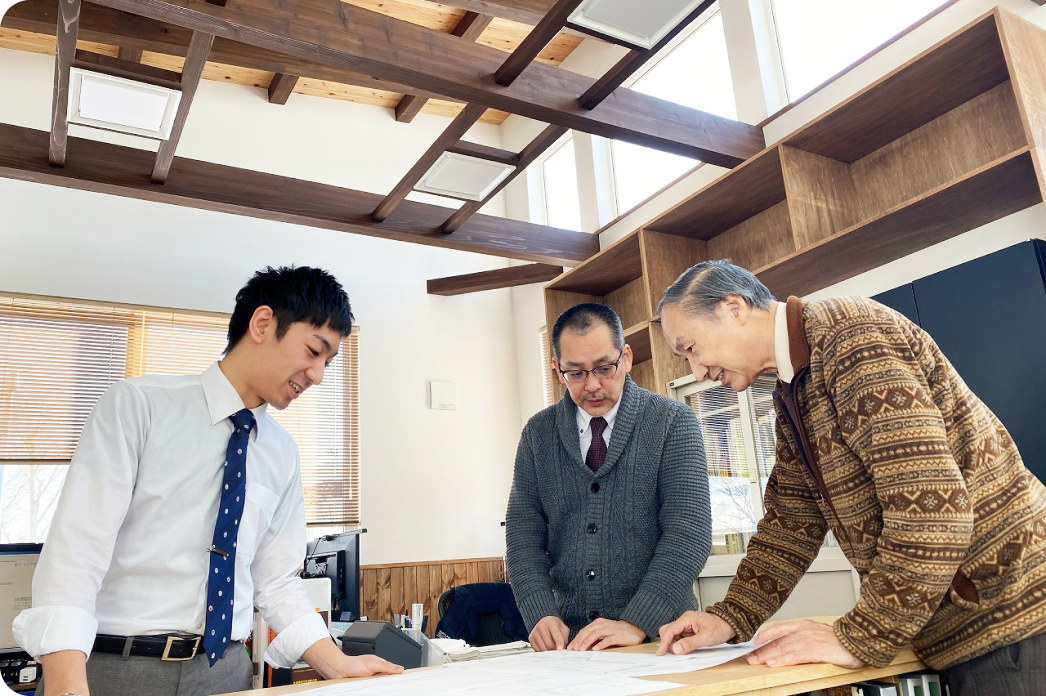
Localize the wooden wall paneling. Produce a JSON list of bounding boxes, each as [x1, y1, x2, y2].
[[375, 566, 392, 623], [543, 290, 600, 337], [152, 30, 215, 184], [427, 564, 443, 637], [779, 146, 860, 250], [87, 0, 764, 166], [638, 229, 708, 318], [48, 0, 81, 167], [757, 149, 1041, 298], [604, 276, 650, 331], [389, 565, 405, 620], [849, 82, 1027, 221], [625, 321, 652, 365], [706, 201, 794, 271], [997, 8, 1046, 200]]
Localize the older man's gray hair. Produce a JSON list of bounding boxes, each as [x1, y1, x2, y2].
[[658, 260, 776, 318]]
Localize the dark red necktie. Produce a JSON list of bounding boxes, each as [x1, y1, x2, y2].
[[586, 417, 608, 472]]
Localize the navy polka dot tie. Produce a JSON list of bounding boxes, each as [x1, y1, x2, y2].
[[203, 408, 254, 666]]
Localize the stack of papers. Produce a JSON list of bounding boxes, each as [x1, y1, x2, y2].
[[295, 642, 757, 696], [443, 640, 533, 662]]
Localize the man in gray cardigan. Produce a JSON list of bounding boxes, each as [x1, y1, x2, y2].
[[506, 303, 712, 652]]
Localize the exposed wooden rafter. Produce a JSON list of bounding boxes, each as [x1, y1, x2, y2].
[[442, 124, 567, 232], [428, 263, 564, 295], [0, 123, 599, 266], [83, 0, 764, 165], [152, 30, 214, 184], [73, 49, 182, 90], [495, 0, 582, 86], [578, 0, 717, 109], [372, 103, 488, 222], [267, 72, 298, 104], [48, 0, 81, 166], [435, 0, 557, 27], [393, 11, 493, 123], [117, 45, 142, 63], [447, 141, 520, 167]]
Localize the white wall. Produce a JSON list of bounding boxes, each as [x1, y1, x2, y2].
[[0, 47, 522, 565]]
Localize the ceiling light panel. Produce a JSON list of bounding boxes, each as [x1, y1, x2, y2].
[[414, 152, 515, 202], [68, 68, 182, 140], [569, 0, 707, 49]]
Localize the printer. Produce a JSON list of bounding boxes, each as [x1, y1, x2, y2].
[[340, 621, 423, 669]]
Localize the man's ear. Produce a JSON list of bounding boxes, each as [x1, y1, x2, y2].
[[723, 294, 749, 326], [552, 357, 567, 387], [247, 305, 276, 345]]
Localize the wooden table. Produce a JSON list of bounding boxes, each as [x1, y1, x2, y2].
[[225, 645, 925, 696]]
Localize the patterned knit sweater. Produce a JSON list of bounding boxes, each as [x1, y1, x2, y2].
[[708, 297, 1046, 670], [506, 376, 712, 641]]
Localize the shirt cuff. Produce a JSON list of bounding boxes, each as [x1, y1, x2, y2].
[[13, 605, 99, 660], [263, 611, 330, 669]]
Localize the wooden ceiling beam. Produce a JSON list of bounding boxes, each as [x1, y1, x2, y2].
[[117, 45, 143, 63], [434, 0, 557, 27], [3, 0, 446, 104], [428, 263, 564, 296], [442, 124, 567, 232], [267, 73, 298, 104], [495, 0, 583, 86], [83, 0, 764, 165], [372, 103, 487, 222], [0, 123, 598, 265], [393, 11, 493, 124], [447, 141, 520, 166], [152, 30, 214, 184], [73, 49, 182, 90], [579, 0, 717, 110], [48, 0, 81, 167]]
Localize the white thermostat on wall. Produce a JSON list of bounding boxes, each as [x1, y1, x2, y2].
[[429, 381, 457, 411]]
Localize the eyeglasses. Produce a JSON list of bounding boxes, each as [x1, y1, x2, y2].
[[558, 351, 624, 384]]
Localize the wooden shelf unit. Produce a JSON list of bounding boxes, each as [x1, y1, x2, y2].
[[645, 7, 1046, 300], [544, 8, 1046, 395]]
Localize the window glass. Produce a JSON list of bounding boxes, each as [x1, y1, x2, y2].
[[612, 11, 735, 213], [772, 0, 952, 100], [542, 137, 583, 231]]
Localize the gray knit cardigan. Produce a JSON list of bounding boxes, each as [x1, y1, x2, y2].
[[506, 376, 712, 640]]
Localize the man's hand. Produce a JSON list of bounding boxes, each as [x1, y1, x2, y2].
[[529, 616, 570, 652], [656, 611, 735, 656], [748, 620, 864, 669], [567, 619, 645, 651], [41, 650, 90, 696], [302, 637, 403, 679]]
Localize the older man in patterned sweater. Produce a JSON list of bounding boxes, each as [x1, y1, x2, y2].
[[657, 261, 1046, 696], [507, 303, 711, 652]]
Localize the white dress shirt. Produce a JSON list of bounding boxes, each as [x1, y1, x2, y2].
[[576, 397, 622, 462], [13, 362, 328, 668], [774, 301, 796, 384]]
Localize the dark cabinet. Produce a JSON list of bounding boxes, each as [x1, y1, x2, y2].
[[873, 240, 1046, 484]]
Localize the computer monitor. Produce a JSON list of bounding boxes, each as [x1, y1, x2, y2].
[[0, 544, 42, 651], [302, 530, 362, 622]]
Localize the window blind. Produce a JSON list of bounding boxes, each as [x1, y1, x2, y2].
[[0, 293, 361, 526], [539, 325, 555, 406]]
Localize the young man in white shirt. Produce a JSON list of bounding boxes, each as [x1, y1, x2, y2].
[[14, 266, 401, 696]]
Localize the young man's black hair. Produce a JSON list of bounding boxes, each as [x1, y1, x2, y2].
[[225, 266, 354, 354]]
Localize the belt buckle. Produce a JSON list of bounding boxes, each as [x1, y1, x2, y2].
[[161, 635, 200, 661]]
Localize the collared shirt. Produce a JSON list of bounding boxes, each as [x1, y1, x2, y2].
[[774, 301, 795, 384], [576, 397, 622, 462], [13, 362, 328, 668]]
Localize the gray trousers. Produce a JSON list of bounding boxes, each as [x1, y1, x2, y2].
[[944, 631, 1046, 696], [36, 643, 252, 696]]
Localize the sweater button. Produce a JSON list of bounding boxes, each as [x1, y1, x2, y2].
[[587, 523, 597, 534], [586, 569, 595, 580], [589, 611, 599, 620], [590, 482, 600, 493]]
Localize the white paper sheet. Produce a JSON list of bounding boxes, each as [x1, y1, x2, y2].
[[290, 642, 756, 696]]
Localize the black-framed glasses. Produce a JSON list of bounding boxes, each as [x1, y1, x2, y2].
[[559, 350, 624, 384]]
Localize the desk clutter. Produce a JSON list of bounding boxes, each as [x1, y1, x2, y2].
[[797, 671, 945, 696]]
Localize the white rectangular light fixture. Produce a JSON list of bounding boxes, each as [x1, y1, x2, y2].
[[414, 152, 515, 202], [68, 68, 182, 140], [568, 0, 706, 50]]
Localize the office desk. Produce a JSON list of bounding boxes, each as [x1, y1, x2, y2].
[[226, 644, 925, 696]]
